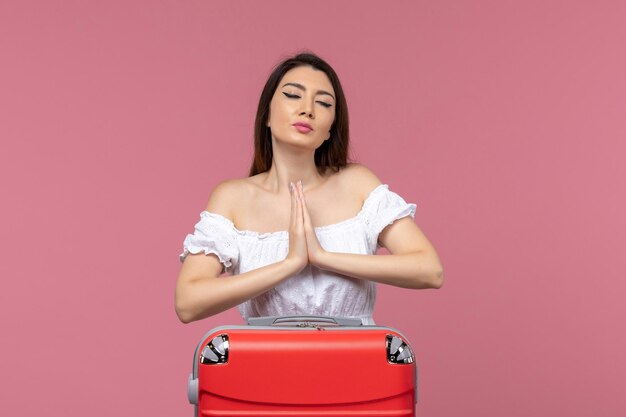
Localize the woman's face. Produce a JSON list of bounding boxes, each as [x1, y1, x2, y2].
[[267, 65, 336, 151]]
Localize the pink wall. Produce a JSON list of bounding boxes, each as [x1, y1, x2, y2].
[[2, 1, 625, 416]]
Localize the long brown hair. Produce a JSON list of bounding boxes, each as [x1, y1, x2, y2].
[[249, 51, 351, 177]]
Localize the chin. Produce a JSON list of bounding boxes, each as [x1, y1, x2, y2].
[[276, 134, 322, 150]]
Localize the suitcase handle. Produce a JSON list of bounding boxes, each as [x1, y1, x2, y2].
[[246, 315, 363, 326]]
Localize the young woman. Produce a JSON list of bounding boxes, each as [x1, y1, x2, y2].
[[175, 52, 443, 325]]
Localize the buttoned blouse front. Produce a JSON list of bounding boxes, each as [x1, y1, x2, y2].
[[179, 184, 417, 325]]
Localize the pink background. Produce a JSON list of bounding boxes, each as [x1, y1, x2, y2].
[[2, 1, 625, 416]]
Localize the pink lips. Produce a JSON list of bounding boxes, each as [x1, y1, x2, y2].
[[293, 122, 313, 133]]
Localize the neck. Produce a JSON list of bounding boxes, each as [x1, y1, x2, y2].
[[262, 144, 326, 194]]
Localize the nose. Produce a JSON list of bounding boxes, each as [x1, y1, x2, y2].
[[299, 109, 314, 119], [299, 100, 314, 119]]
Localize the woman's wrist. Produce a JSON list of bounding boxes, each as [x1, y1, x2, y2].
[[310, 249, 330, 271], [280, 257, 306, 276]]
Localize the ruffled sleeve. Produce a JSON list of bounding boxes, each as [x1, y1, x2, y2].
[[179, 211, 239, 272], [362, 185, 417, 249]]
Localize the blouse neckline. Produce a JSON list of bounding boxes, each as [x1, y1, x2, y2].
[[201, 183, 388, 240]]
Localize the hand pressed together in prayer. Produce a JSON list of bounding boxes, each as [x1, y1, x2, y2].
[[284, 180, 327, 274]]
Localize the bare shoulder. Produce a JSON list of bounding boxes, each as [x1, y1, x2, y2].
[[338, 163, 383, 199], [204, 178, 250, 220]]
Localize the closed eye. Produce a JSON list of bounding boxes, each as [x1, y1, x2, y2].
[[283, 92, 333, 108]]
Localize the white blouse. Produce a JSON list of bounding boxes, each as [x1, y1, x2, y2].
[[179, 184, 417, 325]]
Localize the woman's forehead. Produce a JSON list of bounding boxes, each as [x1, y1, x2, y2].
[[280, 66, 334, 94]]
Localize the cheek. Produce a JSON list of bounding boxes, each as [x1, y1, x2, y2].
[[322, 114, 335, 131], [270, 101, 290, 122]]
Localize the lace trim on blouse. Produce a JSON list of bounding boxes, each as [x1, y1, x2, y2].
[[179, 183, 417, 267]]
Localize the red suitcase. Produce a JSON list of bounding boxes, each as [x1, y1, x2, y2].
[[187, 315, 417, 417]]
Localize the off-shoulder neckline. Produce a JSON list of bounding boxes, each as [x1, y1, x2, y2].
[[201, 183, 389, 240]]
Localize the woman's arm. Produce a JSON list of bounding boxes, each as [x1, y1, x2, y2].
[[175, 255, 302, 323], [312, 217, 444, 289], [175, 179, 309, 323], [296, 166, 444, 290]]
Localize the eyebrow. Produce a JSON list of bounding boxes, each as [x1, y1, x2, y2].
[[281, 82, 335, 101]]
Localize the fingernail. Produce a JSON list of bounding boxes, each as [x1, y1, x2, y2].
[[298, 179, 302, 189], [289, 181, 294, 192]]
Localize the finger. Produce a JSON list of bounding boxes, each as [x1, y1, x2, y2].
[[295, 180, 304, 229], [289, 181, 297, 230], [298, 181, 313, 231]]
